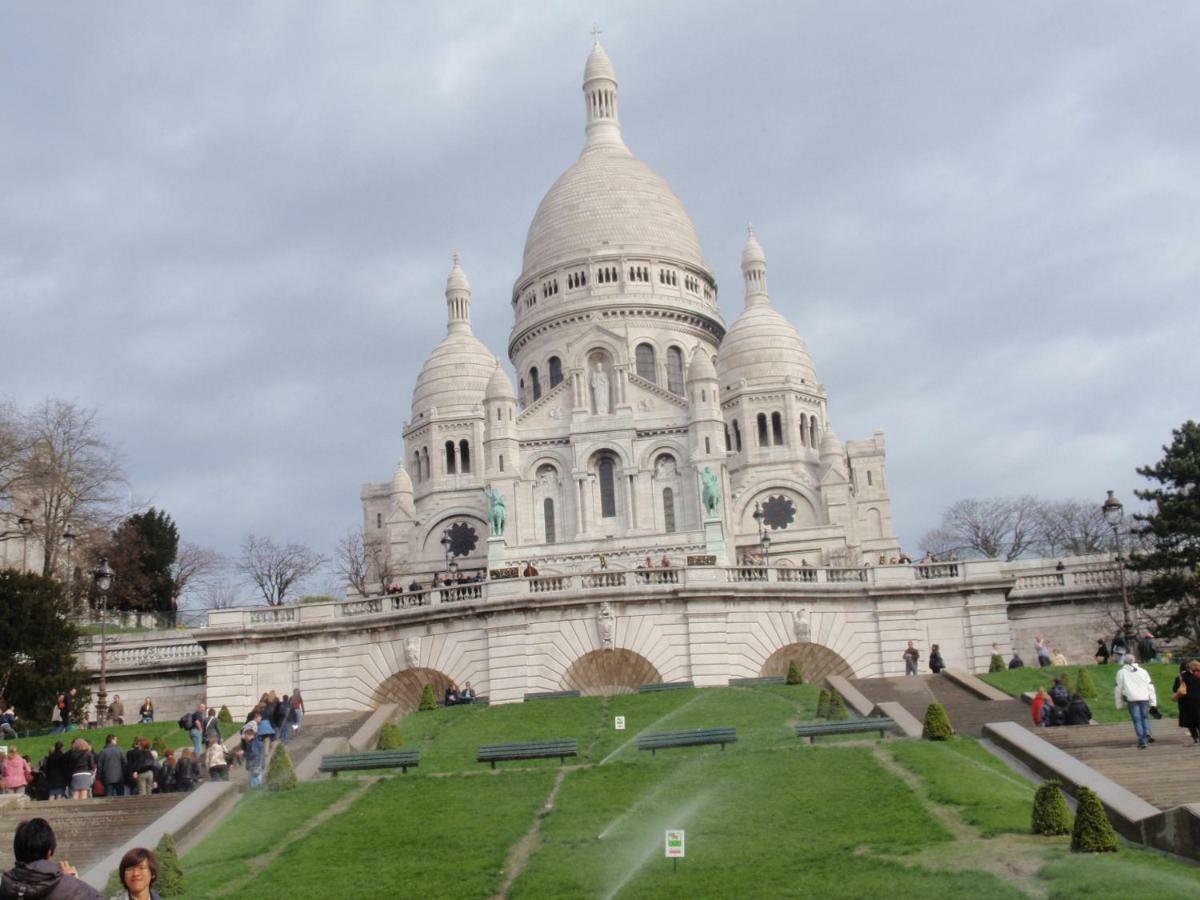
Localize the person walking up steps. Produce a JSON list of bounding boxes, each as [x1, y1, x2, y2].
[[902, 641, 920, 676], [1115, 653, 1157, 749]]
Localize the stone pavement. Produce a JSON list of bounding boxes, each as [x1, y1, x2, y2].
[[849, 674, 1030, 737]]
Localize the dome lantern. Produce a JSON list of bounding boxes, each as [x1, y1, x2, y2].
[[583, 27, 622, 150], [446, 251, 472, 335], [741, 224, 769, 307]]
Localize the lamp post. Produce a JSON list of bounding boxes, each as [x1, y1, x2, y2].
[[62, 527, 76, 614], [18, 514, 32, 573], [440, 529, 453, 579], [751, 503, 771, 567], [92, 557, 115, 723], [1101, 490, 1134, 650]]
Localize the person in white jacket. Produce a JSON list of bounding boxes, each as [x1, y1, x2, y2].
[[1115, 654, 1157, 749]]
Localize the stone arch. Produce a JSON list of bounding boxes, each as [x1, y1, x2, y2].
[[418, 512, 488, 558], [637, 439, 688, 471], [520, 450, 571, 483], [760, 643, 853, 684], [734, 480, 823, 529], [562, 649, 662, 696], [372, 667, 455, 713]]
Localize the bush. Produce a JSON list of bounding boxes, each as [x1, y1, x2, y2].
[[1075, 668, 1097, 699], [1070, 786, 1119, 853], [266, 744, 298, 792], [922, 703, 954, 740], [1031, 780, 1072, 835], [155, 832, 186, 896], [376, 723, 404, 750], [816, 689, 831, 719], [419, 684, 437, 712], [828, 692, 848, 721], [989, 654, 1006, 673], [218, 705, 234, 727], [786, 661, 804, 685]]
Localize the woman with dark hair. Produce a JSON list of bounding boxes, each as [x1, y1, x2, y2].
[[290, 688, 303, 733], [116, 846, 162, 900], [1172, 660, 1200, 744]]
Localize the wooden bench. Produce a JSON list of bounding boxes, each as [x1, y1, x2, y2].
[[637, 727, 737, 755], [477, 739, 578, 769], [523, 690, 581, 701], [638, 681, 695, 693], [794, 718, 897, 744], [728, 676, 786, 687], [319, 749, 421, 776]]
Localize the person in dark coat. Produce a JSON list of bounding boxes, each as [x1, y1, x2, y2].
[[1008, 653, 1025, 669], [928, 645, 946, 674], [1049, 677, 1069, 709], [97, 735, 126, 798], [1065, 693, 1092, 726], [1094, 639, 1110, 665], [1173, 660, 1200, 744], [0, 817, 102, 899], [41, 744, 70, 801]]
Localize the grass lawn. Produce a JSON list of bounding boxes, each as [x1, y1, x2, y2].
[[980, 663, 1180, 722], [8, 721, 188, 765], [1040, 845, 1200, 899]]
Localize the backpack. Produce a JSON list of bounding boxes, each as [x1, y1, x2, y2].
[[178, 712, 192, 731]]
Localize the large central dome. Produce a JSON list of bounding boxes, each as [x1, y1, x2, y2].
[[518, 41, 708, 282]]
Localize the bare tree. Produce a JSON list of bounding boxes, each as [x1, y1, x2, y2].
[[196, 579, 245, 610], [18, 399, 126, 576], [236, 533, 325, 606], [334, 527, 396, 596], [171, 542, 222, 607], [1033, 499, 1111, 557], [920, 496, 1041, 561], [0, 400, 28, 506]]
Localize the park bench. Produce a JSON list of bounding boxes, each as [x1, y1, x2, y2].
[[793, 718, 898, 744], [477, 739, 578, 769], [637, 727, 737, 755], [638, 681, 694, 693], [728, 676, 786, 687], [523, 690, 581, 701], [319, 749, 421, 776]]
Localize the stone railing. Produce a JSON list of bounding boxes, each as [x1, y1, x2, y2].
[[1013, 573, 1065, 591], [825, 567, 869, 583], [581, 572, 628, 589], [914, 563, 960, 580], [248, 607, 297, 625], [778, 567, 819, 583], [727, 566, 767, 583], [529, 575, 569, 593], [1007, 558, 1121, 594], [106, 643, 204, 667]]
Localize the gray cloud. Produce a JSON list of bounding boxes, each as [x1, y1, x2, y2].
[[2, 1, 1196, 562]]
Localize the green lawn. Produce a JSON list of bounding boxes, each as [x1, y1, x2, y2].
[[979, 663, 1181, 723], [9, 721, 187, 765]]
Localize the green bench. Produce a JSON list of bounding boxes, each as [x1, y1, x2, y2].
[[728, 676, 786, 687], [319, 749, 421, 775], [637, 727, 737, 755], [477, 739, 578, 769], [638, 681, 694, 693], [794, 718, 897, 743], [523, 690, 581, 701]]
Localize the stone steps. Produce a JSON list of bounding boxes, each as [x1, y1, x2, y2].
[[848, 674, 1029, 737]]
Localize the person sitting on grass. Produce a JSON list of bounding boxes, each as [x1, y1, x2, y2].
[[0, 817, 102, 899], [444, 683, 460, 707], [459, 682, 476, 704], [1065, 693, 1093, 726], [1008, 652, 1025, 669], [1030, 688, 1050, 727], [1049, 677, 1069, 709]]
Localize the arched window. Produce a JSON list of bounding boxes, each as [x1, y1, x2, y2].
[[724, 426, 731, 451], [771, 412, 784, 446], [757, 413, 769, 446], [635, 343, 657, 383], [445, 441, 456, 475], [705, 436, 711, 454], [666, 346, 684, 395], [544, 498, 556, 544], [422, 447, 430, 480], [663, 487, 676, 533], [548, 356, 563, 388], [412, 452, 421, 484], [799, 413, 808, 447], [732, 420, 742, 452], [498, 454, 504, 472], [459, 439, 471, 474], [598, 457, 617, 518], [530, 367, 542, 401], [810, 417, 818, 448]]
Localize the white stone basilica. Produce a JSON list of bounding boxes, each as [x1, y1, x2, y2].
[[361, 40, 901, 581]]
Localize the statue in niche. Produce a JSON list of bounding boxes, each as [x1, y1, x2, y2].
[[655, 456, 677, 478], [483, 484, 507, 537], [591, 361, 610, 415], [404, 636, 420, 669], [700, 466, 721, 516], [598, 601, 615, 650], [792, 608, 811, 643]]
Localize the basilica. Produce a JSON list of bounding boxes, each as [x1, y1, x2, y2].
[[361, 39, 901, 582]]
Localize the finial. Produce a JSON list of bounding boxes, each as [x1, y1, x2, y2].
[[591, 23, 602, 45], [747, 222, 755, 239], [452, 250, 460, 267]]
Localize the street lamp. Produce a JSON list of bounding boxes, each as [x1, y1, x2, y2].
[[440, 528, 453, 577], [18, 514, 32, 573], [92, 557, 115, 723], [751, 503, 771, 567], [62, 527, 76, 613], [1101, 490, 1134, 650]]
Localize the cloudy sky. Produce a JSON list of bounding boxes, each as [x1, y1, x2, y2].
[[3, 2, 1196, 577]]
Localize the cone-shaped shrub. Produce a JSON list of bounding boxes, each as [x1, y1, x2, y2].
[[1031, 780, 1072, 835], [816, 689, 831, 718], [989, 654, 1006, 673], [154, 832, 186, 896], [266, 744, 298, 792], [376, 723, 404, 750], [419, 684, 437, 711], [828, 692, 848, 721], [786, 660, 804, 685], [1075, 668, 1097, 700], [152, 735, 169, 756], [922, 702, 954, 740], [218, 704, 234, 727], [1070, 787, 1119, 853]]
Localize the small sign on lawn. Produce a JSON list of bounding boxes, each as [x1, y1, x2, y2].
[[665, 830, 685, 858], [614, 716, 626, 730]]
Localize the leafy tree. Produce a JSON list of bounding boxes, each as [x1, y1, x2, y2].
[[101, 508, 179, 612], [377, 723, 404, 750], [1075, 668, 1097, 699], [266, 744, 298, 791], [827, 692, 848, 720], [1070, 787, 1119, 853], [419, 684, 437, 711], [785, 660, 803, 685], [1128, 421, 1200, 651], [989, 654, 1006, 673], [1031, 780, 1072, 835], [816, 689, 831, 718], [922, 702, 954, 740], [218, 705, 234, 727], [154, 832, 186, 895], [0, 570, 87, 722]]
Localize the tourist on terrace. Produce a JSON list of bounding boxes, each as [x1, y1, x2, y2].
[[276, 695, 293, 744], [1030, 688, 1049, 727], [175, 750, 199, 792], [116, 846, 163, 900], [206, 738, 230, 781], [40, 743, 69, 801], [130, 739, 156, 796], [1008, 652, 1025, 669], [1172, 660, 1200, 744], [1065, 693, 1093, 726], [1049, 677, 1069, 709], [1094, 639, 1110, 665], [242, 727, 265, 788], [0, 707, 17, 740], [928, 644, 945, 674], [0, 817, 103, 899], [50, 694, 65, 734], [97, 734, 126, 798], [251, 711, 275, 750], [408, 578, 422, 592], [1137, 631, 1157, 663], [1115, 653, 1157, 749], [444, 683, 460, 707], [139, 697, 154, 724], [291, 688, 303, 733], [459, 682, 476, 704], [1034, 636, 1051, 667], [1050, 645, 1068, 666], [902, 641, 920, 676], [523, 561, 539, 577], [2, 747, 31, 795], [108, 694, 126, 726], [67, 738, 95, 800], [1111, 630, 1128, 664]]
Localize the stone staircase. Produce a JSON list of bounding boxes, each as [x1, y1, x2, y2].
[[849, 674, 1030, 737]]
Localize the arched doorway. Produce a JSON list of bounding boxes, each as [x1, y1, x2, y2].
[[562, 649, 662, 695], [373, 667, 455, 713], [760, 643, 853, 684]]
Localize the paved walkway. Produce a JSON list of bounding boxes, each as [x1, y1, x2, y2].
[[849, 674, 1030, 737]]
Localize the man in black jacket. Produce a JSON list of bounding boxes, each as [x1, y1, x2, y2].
[[0, 817, 102, 899]]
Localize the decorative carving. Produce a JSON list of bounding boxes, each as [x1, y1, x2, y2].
[[598, 601, 615, 650], [404, 637, 420, 668], [548, 406, 562, 419], [792, 608, 810, 643], [591, 362, 610, 415], [762, 495, 796, 530]]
